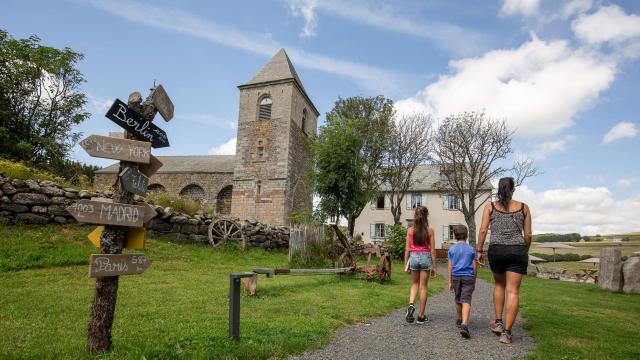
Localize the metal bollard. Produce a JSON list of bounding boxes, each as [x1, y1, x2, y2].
[[229, 272, 255, 341]]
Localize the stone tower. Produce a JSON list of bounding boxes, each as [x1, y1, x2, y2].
[[230, 49, 319, 225]]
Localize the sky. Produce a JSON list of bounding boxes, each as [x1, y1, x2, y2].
[[2, 0, 639, 235]]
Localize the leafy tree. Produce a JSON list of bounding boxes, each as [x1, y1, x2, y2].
[[384, 224, 407, 259], [0, 28, 89, 172], [323, 96, 394, 236]]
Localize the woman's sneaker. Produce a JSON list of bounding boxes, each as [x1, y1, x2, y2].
[[405, 304, 415, 323], [490, 320, 503, 335], [499, 331, 513, 344], [416, 315, 428, 324], [456, 319, 462, 328], [460, 325, 470, 339]]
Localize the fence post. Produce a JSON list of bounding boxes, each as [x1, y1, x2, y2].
[[229, 272, 255, 341]]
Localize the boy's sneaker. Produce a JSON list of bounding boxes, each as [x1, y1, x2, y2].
[[499, 331, 513, 344], [416, 315, 428, 324], [405, 304, 415, 323], [490, 320, 503, 335], [460, 325, 470, 339], [456, 319, 462, 328]]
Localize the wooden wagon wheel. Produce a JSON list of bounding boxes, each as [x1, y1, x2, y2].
[[208, 218, 246, 249], [337, 251, 356, 268], [376, 254, 392, 283]]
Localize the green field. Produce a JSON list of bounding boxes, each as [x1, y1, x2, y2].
[[0, 224, 428, 359], [531, 240, 640, 257]]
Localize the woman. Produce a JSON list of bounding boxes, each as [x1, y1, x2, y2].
[[404, 205, 437, 324], [477, 177, 532, 344]]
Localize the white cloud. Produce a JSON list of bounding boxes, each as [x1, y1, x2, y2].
[[500, 0, 540, 17], [86, 94, 113, 114], [602, 122, 637, 144], [84, 0, 403, 93], [528, 135, 576, 160], [515, 185, 640, 234], [209, 137, 236, 155], [395, 35, 616, 138], [285, 0, 484, 55], [617, 178, 639, 188], [572, 5, 640, 45], [561, 0, 594, 20]]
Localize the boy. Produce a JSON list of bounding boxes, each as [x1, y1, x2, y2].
[[447, 225, 477, 339]]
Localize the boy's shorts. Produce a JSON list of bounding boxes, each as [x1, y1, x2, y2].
[[409, 252, 432, 271], [451, 276, 475, 304]]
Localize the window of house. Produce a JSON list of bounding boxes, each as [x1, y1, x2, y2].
[[256, 181, 262, 196], [444, 194, 461, 210], [411, 193, 422, 208], [373, 223, 386, 238], [257, 146, 264, 160], [302, 108, 308, 134], [376, 195, 385, 209], [258, 96, 272, 120]]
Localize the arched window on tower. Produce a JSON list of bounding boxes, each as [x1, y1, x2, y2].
[[302, 108, 308, 134], [258, 96, 272, 121]]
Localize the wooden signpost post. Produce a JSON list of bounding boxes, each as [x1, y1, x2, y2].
[[79, 85, 172, 353], [89, 254, 150, 277]]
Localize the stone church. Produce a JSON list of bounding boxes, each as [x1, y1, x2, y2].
[[94, 49, 319, 225]]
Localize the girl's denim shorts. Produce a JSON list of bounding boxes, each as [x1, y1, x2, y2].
[[409, 252, 433, 271]]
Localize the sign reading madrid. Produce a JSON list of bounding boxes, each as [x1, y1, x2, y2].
[[88, 254, 150, 277], [105, 99, 169, 148], [67, 200, 146, 227], [80, 135, 151, 163]]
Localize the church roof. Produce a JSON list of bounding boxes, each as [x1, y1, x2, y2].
[[239, 49, 319, 116], [95, 155, 236, 174]]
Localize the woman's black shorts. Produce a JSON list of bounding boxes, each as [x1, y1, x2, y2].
[[488, 245, 528, 274]]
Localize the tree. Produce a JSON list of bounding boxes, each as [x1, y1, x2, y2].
[[384, 113, 434, 224], [314, 118, 369, 231], [0, 28, 89, 171], [323, 96, 394, 236], [434, 111, 539, 244]]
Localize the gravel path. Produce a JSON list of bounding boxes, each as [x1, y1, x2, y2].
[[290, 269, 534, 360]]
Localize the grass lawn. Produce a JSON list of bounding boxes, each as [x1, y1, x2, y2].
[[0, 224, 436, 359], [478, 269, 640, 360]]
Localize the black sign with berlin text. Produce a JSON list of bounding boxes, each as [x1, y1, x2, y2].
[[105, 99, 169, 148]]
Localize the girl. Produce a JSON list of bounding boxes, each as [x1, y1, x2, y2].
[[477, 177, 532, 344], [404, 205, 437, 324]]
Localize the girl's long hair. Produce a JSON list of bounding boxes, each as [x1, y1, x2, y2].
[[413, 205, 430, 246], [497, 177, 515, 210]]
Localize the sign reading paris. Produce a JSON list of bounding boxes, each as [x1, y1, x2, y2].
[[105, 99, 169, 148]]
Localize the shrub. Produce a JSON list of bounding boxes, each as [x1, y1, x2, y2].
[[530, 252, 583, 262], [289, 224, 332, 268], [147, 192, 202, 216], [384, 224, 407, 260], [0, 158, 65, 184]]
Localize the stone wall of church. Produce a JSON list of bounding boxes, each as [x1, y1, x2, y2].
[[94, 171, 233, 206]]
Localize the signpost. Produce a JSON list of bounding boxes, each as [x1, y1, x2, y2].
[[120, 167, 149, 197], [67, 200, 146, 227], [80, 135, 151, 164], [88, 226, 146, 249], [139, 154, 163, 177], [105, 98, 170, 148], [88, 254, 150, 277], [151, 84, 174, 121]]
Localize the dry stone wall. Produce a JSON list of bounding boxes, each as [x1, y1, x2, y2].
[[0, 173, 288, 249]]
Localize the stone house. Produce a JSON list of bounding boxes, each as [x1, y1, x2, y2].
[[95, 49, 319, 225], [353, 164, 492, 248]]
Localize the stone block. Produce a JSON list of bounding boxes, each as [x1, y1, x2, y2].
[[78, 190, 91, 199], [64, 191, 77, 199], [146, 219, 172, 232], [1, 196, 9, 203], [31, 205, 48, 213], [12, 193, 51, 205], [600, 248, 623, 292], [181, 224, 198, 234], [1, 182, 17, 195], [42, 186, 65, 197], [53, 216, 67, 224], [39, 180, 57, 187], [0, 203, 29, 213], [623, 257, 640, 294], [16, 213, 49, 224], [25, 179, 40, 191], [47, 205, 69, 216], [170, 216, 189, 224], [197, 224, 208, 235], [11, 179, 26, 188], [51, 196, 70, 205]]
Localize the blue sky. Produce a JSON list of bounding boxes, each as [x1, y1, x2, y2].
[[2, 0, 639, 234]]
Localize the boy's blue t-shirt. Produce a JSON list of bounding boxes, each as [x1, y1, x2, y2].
[[448, 242, 477, 277]]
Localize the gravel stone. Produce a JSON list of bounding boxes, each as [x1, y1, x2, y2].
[[290, 269, 533, 360]]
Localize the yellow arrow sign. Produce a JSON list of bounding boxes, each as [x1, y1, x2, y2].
[[88, 226, 145, 249]]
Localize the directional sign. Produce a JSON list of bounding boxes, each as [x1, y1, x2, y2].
[[80, 135, 151, 164], [88, 253, 150, 277], [88, 226, 145, 249], [105, 99, 170, 148], [120, 167, 149, 197], [139, 154, 163, 177], [90, 198, 157, 224], [67, 200, 146, 227], [152, 85, 174, 122]]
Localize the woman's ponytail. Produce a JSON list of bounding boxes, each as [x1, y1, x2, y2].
[[497, 177, 515, 210]]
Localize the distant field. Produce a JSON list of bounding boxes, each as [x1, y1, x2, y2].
[[530, 261, 598, 276], [531, 240, 640, 257]]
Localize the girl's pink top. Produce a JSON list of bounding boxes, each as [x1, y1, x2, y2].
[[408, 226, 431, 253]]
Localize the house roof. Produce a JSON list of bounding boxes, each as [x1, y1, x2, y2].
[[385, 164, 494, 192], [238, 49, 319, 116], [95, 155, 236, 174]]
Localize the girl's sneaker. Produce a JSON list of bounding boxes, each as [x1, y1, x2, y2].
[[460, 325, 470, 339], [490, 320, 503, 335], [499, 331, 513, 344], [405, 304, 415, 323], [416, 315, 428, 324], [456, 319, 462, 328]]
